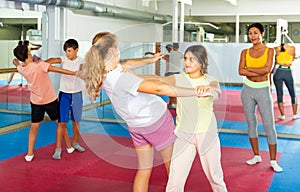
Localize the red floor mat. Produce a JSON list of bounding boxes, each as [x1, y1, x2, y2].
[[0, 84, 30, 104], [0, 134, 280, 192], [214, 90, 300, 126]]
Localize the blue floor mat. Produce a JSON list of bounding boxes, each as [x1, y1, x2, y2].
[[0, 112, 31, 128], [0, 120, 129, 161]]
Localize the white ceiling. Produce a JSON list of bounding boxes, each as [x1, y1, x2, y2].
[[2, 0, 300, 25]]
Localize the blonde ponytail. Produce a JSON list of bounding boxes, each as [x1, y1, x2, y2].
[[83, 46, 106, 101], [83, 33, 118, 101]]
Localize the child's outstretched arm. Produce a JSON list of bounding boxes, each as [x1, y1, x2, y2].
[[137, 78, 198, 97], [30, 43, 42, 51], [121, 53, 164, 70], [137, 74, 175, 86], [144, 51, 155, 56], [48, 65, 76, 76], [45, 57, 62, 65]]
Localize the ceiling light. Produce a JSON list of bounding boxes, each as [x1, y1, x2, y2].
[[224, 0, 237, 6]]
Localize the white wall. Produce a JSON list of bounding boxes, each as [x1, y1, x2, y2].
[[0, 40, 18, 68], [65, 11, 163, 42], [3, 39, 300, 97], [44, 5, 165, 89], [203, 43, 248, 84]]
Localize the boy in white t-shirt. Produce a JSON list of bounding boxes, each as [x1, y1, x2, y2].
[[46, 39, 85, 159]]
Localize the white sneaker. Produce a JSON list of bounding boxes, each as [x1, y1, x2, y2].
[[277, 115, 285, 120], [25, 155, 34, 162], [270, 160, 283, 172], [52, 149, 62, 160], [293, 115, 300, 120], [67, 147, 75, 154], [246, 155, 262, 165], [73, 143, 85, 152]]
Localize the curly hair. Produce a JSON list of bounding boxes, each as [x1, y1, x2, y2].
[[83, 33, 118, 101]]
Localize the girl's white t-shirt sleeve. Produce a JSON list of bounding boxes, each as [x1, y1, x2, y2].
[[118, 72, 143, 96]]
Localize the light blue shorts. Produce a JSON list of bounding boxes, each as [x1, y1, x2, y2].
[[59, 91, 83, 122]]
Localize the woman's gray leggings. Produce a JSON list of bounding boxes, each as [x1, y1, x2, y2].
[[241, 84, 277, 144], [273, 68, 297, 104]]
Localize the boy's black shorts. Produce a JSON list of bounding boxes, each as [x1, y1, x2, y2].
[[30, 99, 59, 123]]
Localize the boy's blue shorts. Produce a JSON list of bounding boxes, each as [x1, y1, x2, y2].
[[59, 91, 83, 122]]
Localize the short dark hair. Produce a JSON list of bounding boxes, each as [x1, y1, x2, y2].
[[63, 39, 79, 51], [13, 44, 28, 62], [18, 40, 29, 47], [248, 23, 264, 33], [173, 43, 179, 49], [166, 44, 173, 49]]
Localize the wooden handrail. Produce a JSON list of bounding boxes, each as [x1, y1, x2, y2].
[[0, 68, 18, 74]]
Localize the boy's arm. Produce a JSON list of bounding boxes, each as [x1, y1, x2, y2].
[[29, 43, 42, 51], [45, 57, 62, 65], [48, 65, 76, 76], [30, 42, 41, 47]]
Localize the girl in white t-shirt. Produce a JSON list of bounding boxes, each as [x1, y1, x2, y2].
[[83, 32, 200, 192]]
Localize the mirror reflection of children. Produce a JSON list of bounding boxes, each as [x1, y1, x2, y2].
[[166, 43, 184, 109], [144, 44, 173, 76], [144, 44, 174, 108], [144, 43, 183, 109], [273, 35, 299, 120], [45, 39, 85, 160]]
